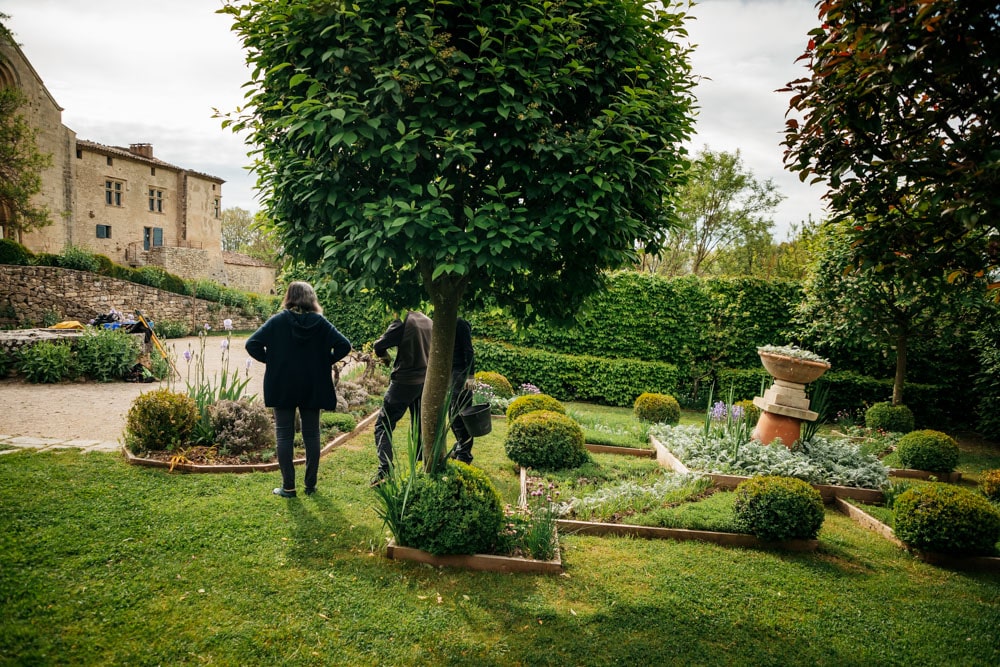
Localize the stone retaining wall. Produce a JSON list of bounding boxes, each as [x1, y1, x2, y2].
[[0, 265, 267, 332]]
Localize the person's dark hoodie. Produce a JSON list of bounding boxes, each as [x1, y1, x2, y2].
[[245, 308, 351, 410]]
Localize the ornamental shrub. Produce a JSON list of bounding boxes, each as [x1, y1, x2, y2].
[[320, 411, 357, 434], [504, 410, 590, 471], [633, 392, 681, 424], [896, 429, 959, 472], [864, 402, 915, 433], [0, 239, 33, 265], [893, 484, 1000, 556], [56, 245, 100, 273], [474, 371, 514, 398], [981, 469, 1000, 502], [733, 475, 825, 541], [74, 328, 141, 382], [153, 319, 192, 339], [209, 399, 274, 455], [124, 388, 199, 454], [506, 393, 566, 422], [398, 461, 505, 555], [32, 252, 60, 267], [16, 340, 76, 383]]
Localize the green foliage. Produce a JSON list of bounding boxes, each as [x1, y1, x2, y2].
[[980, 469, 1000, 502], [893, 484, 1000, 556], [148, 350, 172, 380], [56, 245, 100, 273], [0, 85, 52, 237], [633, 392, 681, 424], [192, 279, 223, 302], [320, 412, 357, 434], [0, 348, 11, 376], [31, 252, 59, 267], [733, 399, 761, 423], [208, 399, 275, 455], [154, 319, 192, 339], [504, 410, 590, 471], [896, 430, 960, 473], [477, 340, 680, 407], [783, 0, 1000, 285], [398, 461, 504, 556], [506, 394, 566, 423], [865, 402, 915, 434], [16, 340, 75, 383], [0, 238, 33, 265], [223, 0, 696, 319], [474, 371, 514, 399], [74, 328, 141, 382], [123, 388, 199, 454], [41, 310, 61, 327], [733, 475, 825, 541], [973, 313, 1000, 439]]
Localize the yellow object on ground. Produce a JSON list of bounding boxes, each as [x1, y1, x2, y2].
[[50, 321, 85, 330]]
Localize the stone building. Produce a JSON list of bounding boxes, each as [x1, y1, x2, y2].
[[0, 36, 274, 292]]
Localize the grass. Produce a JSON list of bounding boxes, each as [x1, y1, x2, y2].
[[2, 414, 1000, 665]]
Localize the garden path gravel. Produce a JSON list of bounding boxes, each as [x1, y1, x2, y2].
[[0, 335, 265, 443]]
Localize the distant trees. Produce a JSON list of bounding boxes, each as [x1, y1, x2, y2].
[[220, 207, 279, 262]]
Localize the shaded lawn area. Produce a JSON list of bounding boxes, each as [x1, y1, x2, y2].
[[1, 416, 999, 666]]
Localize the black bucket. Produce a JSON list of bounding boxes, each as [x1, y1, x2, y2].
[[459, 403, 493, 437]]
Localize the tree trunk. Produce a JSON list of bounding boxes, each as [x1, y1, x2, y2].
[[418, 263, 467, 470], [892, 333, 907, 406]]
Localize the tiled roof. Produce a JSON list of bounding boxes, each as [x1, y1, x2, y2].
[[76, 139, 225, 183]]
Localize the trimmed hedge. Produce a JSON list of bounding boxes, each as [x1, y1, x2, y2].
[[475, 340, 680, 407], [896, 430, 959, 473], [894, 484, 1000, 556]]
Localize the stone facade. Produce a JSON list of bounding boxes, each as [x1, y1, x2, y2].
[[0, 265, 267, 332], [222, 251, 277, 295], [0, 38, 276, 294]]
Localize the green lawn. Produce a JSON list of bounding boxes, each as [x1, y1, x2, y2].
[[1, 415, 999, 666]]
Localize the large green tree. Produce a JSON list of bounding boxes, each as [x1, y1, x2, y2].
[[0, 17, 52, 243], [798, 220, 986, 406], [654, 148, 783, 277], [220, 206, 280, 262], [782, 0, 1000, 288], [222, 0, 696, 457]]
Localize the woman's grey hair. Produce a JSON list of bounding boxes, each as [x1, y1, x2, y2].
[[282, 281, 323, 314]]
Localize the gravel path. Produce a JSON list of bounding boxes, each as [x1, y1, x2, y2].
[[0, 335, 265, 443]]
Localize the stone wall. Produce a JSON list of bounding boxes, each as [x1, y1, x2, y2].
[[0, 265, 268, 331]]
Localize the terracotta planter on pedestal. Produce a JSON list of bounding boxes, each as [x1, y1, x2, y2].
[[753, 351, 831, 448]]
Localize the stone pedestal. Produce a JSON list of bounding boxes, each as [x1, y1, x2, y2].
[[752, 379, 818, 447]]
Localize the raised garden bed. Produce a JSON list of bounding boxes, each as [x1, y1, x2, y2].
[[833, 497, 1000, 572], [651, 434, 885, 504], [123, 411, 379, 473], [584, 443, 655, 458], [888, 468, 962, 483], [555, 519, 817, 551], [385, 538, 564, 574]]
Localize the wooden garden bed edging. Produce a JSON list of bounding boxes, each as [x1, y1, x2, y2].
[[555, 519, 818, 552], [888, 468, 962, 483], [833, 497, 1000, 572], [385, 539, 564, 574], [584, 443, 655, 458], [123, 410, 379, 473], [650, 435, 885, 505]]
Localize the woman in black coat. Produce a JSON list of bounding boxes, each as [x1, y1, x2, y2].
[[246, 281, 351, 497]]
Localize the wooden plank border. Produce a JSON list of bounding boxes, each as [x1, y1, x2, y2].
[[556, 519, 818, 552], [123, 410, 379, 473], [584, 443, 655, 458], [385, 539, 564, 574]]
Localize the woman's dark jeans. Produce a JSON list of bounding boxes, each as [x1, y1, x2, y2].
[[273, 407, 320, 491]]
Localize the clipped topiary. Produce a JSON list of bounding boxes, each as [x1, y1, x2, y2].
[[981, 469, 1000, 502], [893, 484, 1000, 556], [320, 411, 357, 434], [896, 429, 960, 473], [734, 475, 825, 541], [504, 410, 590, 471], [0, 238, 34, 266], [506, 393, 565, 422], [864, 401, 915, 434], [124, 388, 199, 454], [474, 371, 514, 398], [398, 461, 505, 555], [633, 392, 681, 424], [209, 399, 275, 455]]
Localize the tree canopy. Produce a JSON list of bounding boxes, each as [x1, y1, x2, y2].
[[0, 17, 52, 242], [782, 0, 1000, 288], [222, 0, 696, 453]]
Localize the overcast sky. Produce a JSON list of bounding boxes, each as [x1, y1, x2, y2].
[[3, 0, 827, 239]]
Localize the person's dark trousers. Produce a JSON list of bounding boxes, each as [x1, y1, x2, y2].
[[274, 407, 321, 491], [449, 371, 474, 463], [374, 382, 423, 473]]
